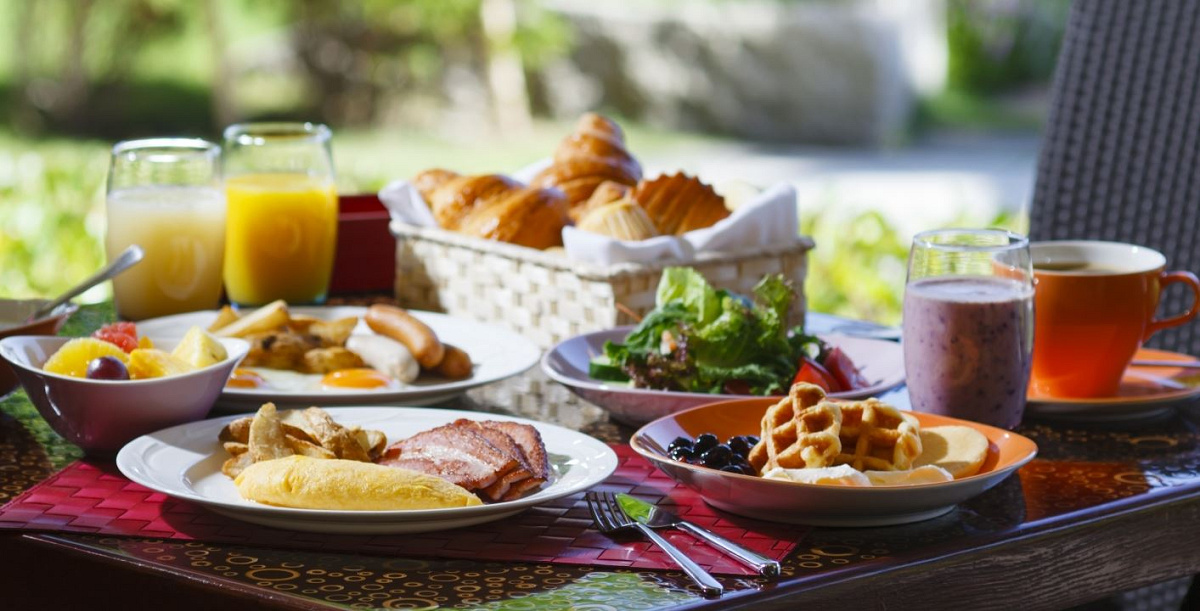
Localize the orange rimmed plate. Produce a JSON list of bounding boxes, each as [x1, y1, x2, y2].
[[631, 397, 1037, 527], [1026, 348, 1200, 421]]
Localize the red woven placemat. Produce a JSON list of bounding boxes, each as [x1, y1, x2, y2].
[[0, 445, 803, 575]]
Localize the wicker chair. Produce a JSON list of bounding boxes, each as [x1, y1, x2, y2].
[[1030, 0, 1200, 355], [1032, 1, 1199, 608]]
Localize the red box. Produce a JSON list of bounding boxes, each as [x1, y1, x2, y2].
[[329, 194, 395, 295]]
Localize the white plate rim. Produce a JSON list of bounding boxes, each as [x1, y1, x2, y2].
[[115, 406, 617, 525], [542, 326, 906, 402], [135, 306, 541, 405]]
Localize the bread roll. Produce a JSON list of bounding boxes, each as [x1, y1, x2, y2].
[[632, 172, 729, 235], [235, 455, 482, 510]]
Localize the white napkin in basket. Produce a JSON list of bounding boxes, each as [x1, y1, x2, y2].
[[378, 172, 800, 266]]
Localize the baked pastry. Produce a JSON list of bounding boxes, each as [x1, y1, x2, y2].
[[577, 199, 660, 241], [412, 168, 460, 202], [748, 383, 841, 472], [425, 172, 520, 231], [632, 172, 730, 236], [457, 185, 569, 249], [532, 113, 642, 218], [572, 180, 632, 222]]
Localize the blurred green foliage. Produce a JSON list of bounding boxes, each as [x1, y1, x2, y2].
[[946, 0, 1070, 95]]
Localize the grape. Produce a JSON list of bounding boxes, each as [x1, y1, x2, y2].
[[86, 356, 130, 380]]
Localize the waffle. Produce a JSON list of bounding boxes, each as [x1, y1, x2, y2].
[[833, 398, 922, 471], [747, 383, 842, 472], [747, 383, 923, 475]]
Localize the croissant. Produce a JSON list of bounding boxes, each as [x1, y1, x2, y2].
[[412, 168, 460, 202], [632, 172, 729, 236], [571, 180, 631, 223], [577, 199, 659, 241], [532, 113, 642, 219], [425, 173, 520, 231], [458, 185, 569, 249]]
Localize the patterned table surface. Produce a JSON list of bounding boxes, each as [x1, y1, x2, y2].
[[3, 304, 1200, 610]]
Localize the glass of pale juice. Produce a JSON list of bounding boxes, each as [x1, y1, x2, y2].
[[221, 122, 338, 306], [106, 138, 226, 321], [901, 229, 1034, 429]]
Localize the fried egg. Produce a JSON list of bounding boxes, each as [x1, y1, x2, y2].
[[226, 366, 400, 392], [320, 368, 398, 390]]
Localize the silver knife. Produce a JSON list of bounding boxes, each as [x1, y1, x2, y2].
[[617, 493, 781, 577]]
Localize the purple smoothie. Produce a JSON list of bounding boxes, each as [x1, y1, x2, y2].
[[902, 276, 1033, 429]]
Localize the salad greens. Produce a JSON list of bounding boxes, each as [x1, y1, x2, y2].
[[590, 268, 820, 395]]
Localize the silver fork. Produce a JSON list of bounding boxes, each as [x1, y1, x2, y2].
[[584, 491, 723, 597]]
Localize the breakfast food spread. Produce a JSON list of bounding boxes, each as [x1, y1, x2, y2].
[[42, 322, 227, 381], [209, 301, 472, 392], [590, 267, 869, 397], [664, 382, 991, 488], [218, 404, 551, 510]]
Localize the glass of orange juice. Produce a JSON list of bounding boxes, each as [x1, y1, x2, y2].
[[221, 122, 338, 305], [106, 138, 226, 320]]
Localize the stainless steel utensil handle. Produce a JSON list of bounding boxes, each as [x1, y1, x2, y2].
[[634, 522, 722, 597], [677, 521, 781, 577], [29, 244, 144, 321]]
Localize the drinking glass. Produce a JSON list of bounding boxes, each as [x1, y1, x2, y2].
[[901, 229, 1034, 429], [106, 138, 225, 321], [221, 122, 338, 305]]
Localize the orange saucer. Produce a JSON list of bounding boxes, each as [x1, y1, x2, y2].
[[1026, 348, 1200, 419]]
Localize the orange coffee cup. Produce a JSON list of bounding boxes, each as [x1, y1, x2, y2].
[[1029, 241, 1200, 398]]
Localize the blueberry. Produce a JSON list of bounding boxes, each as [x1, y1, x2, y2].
[[700, 444, 732, 469], [693, 433, 719, 454], [720, 464, 750, 475], [727, 435, 755, 457], [668, 436, 694, 453], [668, 446, 693, 462], [730, 455, 754, 472]]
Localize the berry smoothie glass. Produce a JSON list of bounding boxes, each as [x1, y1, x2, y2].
[[902, 229, 1034, 429]]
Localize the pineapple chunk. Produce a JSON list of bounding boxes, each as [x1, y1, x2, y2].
[[43, 338, 129, 378], [171, 326, 229, 369], [128, 348, 195, 379]]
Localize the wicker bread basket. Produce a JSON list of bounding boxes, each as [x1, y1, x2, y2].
[[392, 221, 814, 348]]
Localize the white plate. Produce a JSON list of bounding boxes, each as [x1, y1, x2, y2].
[[137, 306, 541, 409], [542, 327, 906, 425], [116, 407, 617, 534]]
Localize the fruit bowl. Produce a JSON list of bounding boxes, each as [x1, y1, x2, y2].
[[0, 335, 248, 455]]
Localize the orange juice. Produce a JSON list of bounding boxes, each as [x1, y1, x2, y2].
[[106, 186, 227, 320], [223, 173, 338, 305]]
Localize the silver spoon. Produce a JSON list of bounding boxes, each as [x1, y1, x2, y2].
[[27, 245, 144, 322]]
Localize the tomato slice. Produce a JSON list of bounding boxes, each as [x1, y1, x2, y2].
[[824, 347, 869, 390], [791, 356, 842, 393]]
